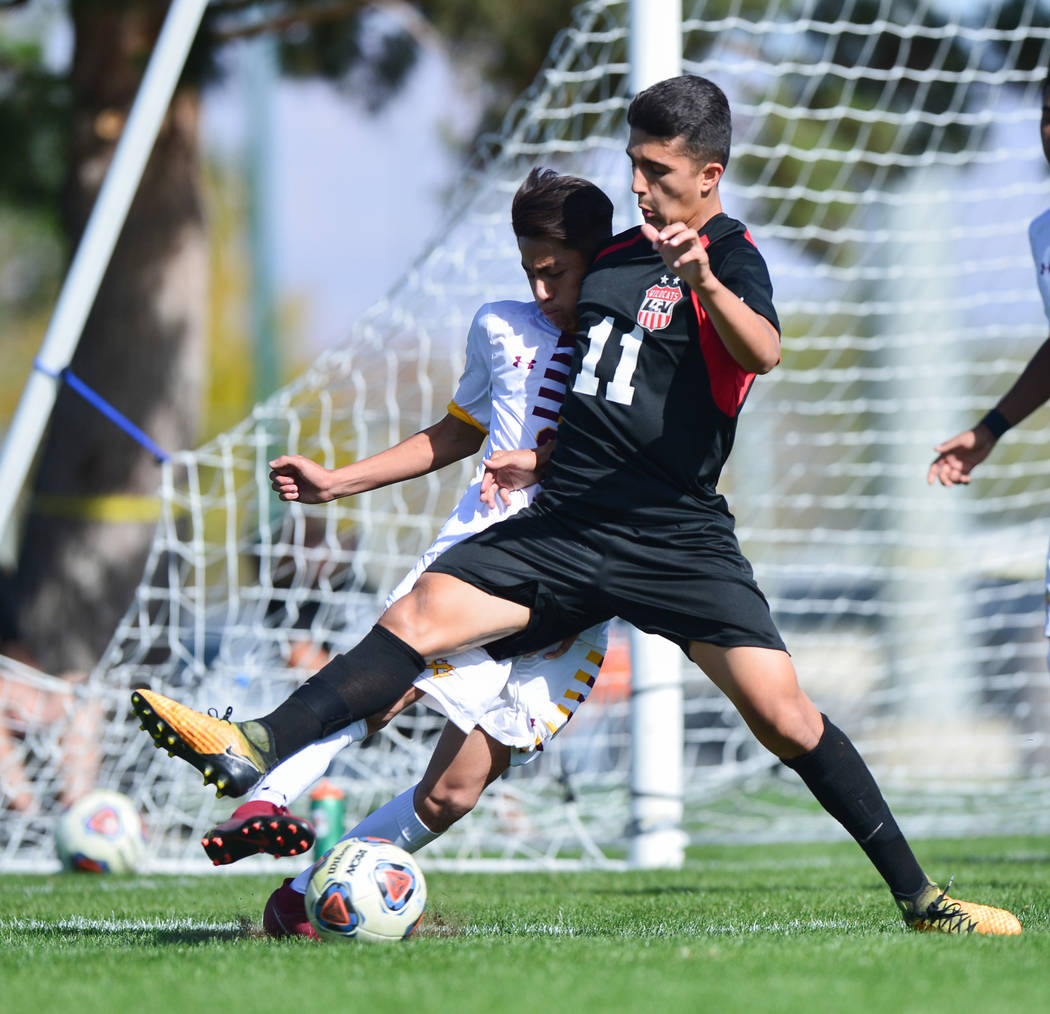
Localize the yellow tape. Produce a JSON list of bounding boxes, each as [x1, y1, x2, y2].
[[33, 493, 163, 523]]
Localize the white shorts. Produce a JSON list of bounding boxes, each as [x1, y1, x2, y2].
[[385, 503, 608, 764], [414, 625, 607, 765]]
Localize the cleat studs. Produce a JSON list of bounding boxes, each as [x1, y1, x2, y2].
[[288, 825, 298, 834], [241, 827, 251, 836], [213, 837, 223, 847], [288, 848, 297, 856], [251, 821, 262, 831], [299, 840, 308, 850], [167, 750, 175, 758], [167, 735, 176, 746]]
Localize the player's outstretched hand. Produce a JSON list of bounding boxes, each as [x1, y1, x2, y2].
[[927, 427, 996, 487], [268, 454, 334, 503], [480, 448, 542, 508], [641, 221, 712, 292]]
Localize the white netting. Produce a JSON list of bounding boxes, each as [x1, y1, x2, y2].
[[4, 0, 1050, 871]]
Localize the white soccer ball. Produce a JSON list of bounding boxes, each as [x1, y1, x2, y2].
[[55, 789, 147, 873], [305, 837, 426, 943]]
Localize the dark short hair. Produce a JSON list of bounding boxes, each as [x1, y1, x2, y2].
[[627, 74, 732, 169], [511, 168, 614, 261]]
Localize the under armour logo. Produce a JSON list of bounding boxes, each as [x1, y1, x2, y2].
[[513, 356, 536, 369]]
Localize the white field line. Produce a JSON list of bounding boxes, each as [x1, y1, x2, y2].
[[0, 915, 245, 933]]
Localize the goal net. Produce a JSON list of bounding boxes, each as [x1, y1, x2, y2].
[[5, 0, 1050, 871]]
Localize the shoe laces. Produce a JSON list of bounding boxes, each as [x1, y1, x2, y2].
[[207, 706, 235, 723], [920, 876, 979, 933]]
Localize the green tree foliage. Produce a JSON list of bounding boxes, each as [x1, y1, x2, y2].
[[0, 37, 67, 210]]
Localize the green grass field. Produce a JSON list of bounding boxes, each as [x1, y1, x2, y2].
[[2, 836, 1047, 1014]]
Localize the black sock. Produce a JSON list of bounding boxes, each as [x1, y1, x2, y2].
[[257, 624, 425, 762], [782, 714, 927, 900]]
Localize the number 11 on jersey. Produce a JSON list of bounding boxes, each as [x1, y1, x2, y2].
[[572, 317, 642, 406]]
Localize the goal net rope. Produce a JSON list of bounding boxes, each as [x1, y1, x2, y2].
[[4, 0, 1050, 870]]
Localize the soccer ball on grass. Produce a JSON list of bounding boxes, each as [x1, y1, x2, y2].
[[55, 789, 147, 873], [305, 836, 426, 943]]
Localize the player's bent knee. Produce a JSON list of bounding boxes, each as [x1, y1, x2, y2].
[[752, 694, 823, 757], [380, 574, 485, 657], [416, 782, 480, 831]]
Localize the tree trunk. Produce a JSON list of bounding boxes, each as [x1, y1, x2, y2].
[[13, 0, 206, 674]]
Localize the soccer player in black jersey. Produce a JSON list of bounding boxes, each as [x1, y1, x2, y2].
[[134, 75, 1020, 935]]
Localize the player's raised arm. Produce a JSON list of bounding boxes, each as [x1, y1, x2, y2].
[[642, 220, 780, 374], [269, 413, 485, 503]]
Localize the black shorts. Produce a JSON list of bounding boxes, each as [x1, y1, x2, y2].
[[425, 500, 786, 661]]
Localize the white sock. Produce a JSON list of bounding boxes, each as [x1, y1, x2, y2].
[[348, 785, 440, 853], [250, 720, 367, 808], [289, 784, 439, 894]]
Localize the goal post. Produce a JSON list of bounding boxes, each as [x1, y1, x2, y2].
[[627, 0, 687, 870], [5, 0, 1050, 872]]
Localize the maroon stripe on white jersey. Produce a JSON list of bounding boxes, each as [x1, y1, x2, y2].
[[530, 331, 573, 425]]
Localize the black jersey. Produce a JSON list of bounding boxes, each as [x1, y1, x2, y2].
[[539, 213, 779, 521]]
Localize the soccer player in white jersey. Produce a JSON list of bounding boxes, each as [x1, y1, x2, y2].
[[928, 65, 1050, 668], [186, 168, 614, 936]]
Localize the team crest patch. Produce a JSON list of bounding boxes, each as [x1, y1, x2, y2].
[[637, 276, 683, 331]]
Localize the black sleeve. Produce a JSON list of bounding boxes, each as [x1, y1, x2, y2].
[[712, 242, 780, 334]]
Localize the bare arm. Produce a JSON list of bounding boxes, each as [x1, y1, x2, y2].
[[641, 221, 781, 374], [928, 336, 1050, 486], [995, 335, 1050, 427], [270, 413, 486, 503]]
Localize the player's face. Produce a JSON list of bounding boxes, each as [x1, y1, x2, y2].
[[517, 236, 589, 332], [627, 127, 722, 231]]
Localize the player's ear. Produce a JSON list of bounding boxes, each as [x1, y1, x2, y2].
[[698, 160, 724, 194]]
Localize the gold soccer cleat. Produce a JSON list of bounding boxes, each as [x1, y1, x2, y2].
[[900, 880, 1022, 936], [131, 689, 277, 798]]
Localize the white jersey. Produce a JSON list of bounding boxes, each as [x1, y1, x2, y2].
[[1027, 211, 1050, 647], [384, 300, 609, 760], [1028, 208, 1050, 325], [384, 299, 574, 603]]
